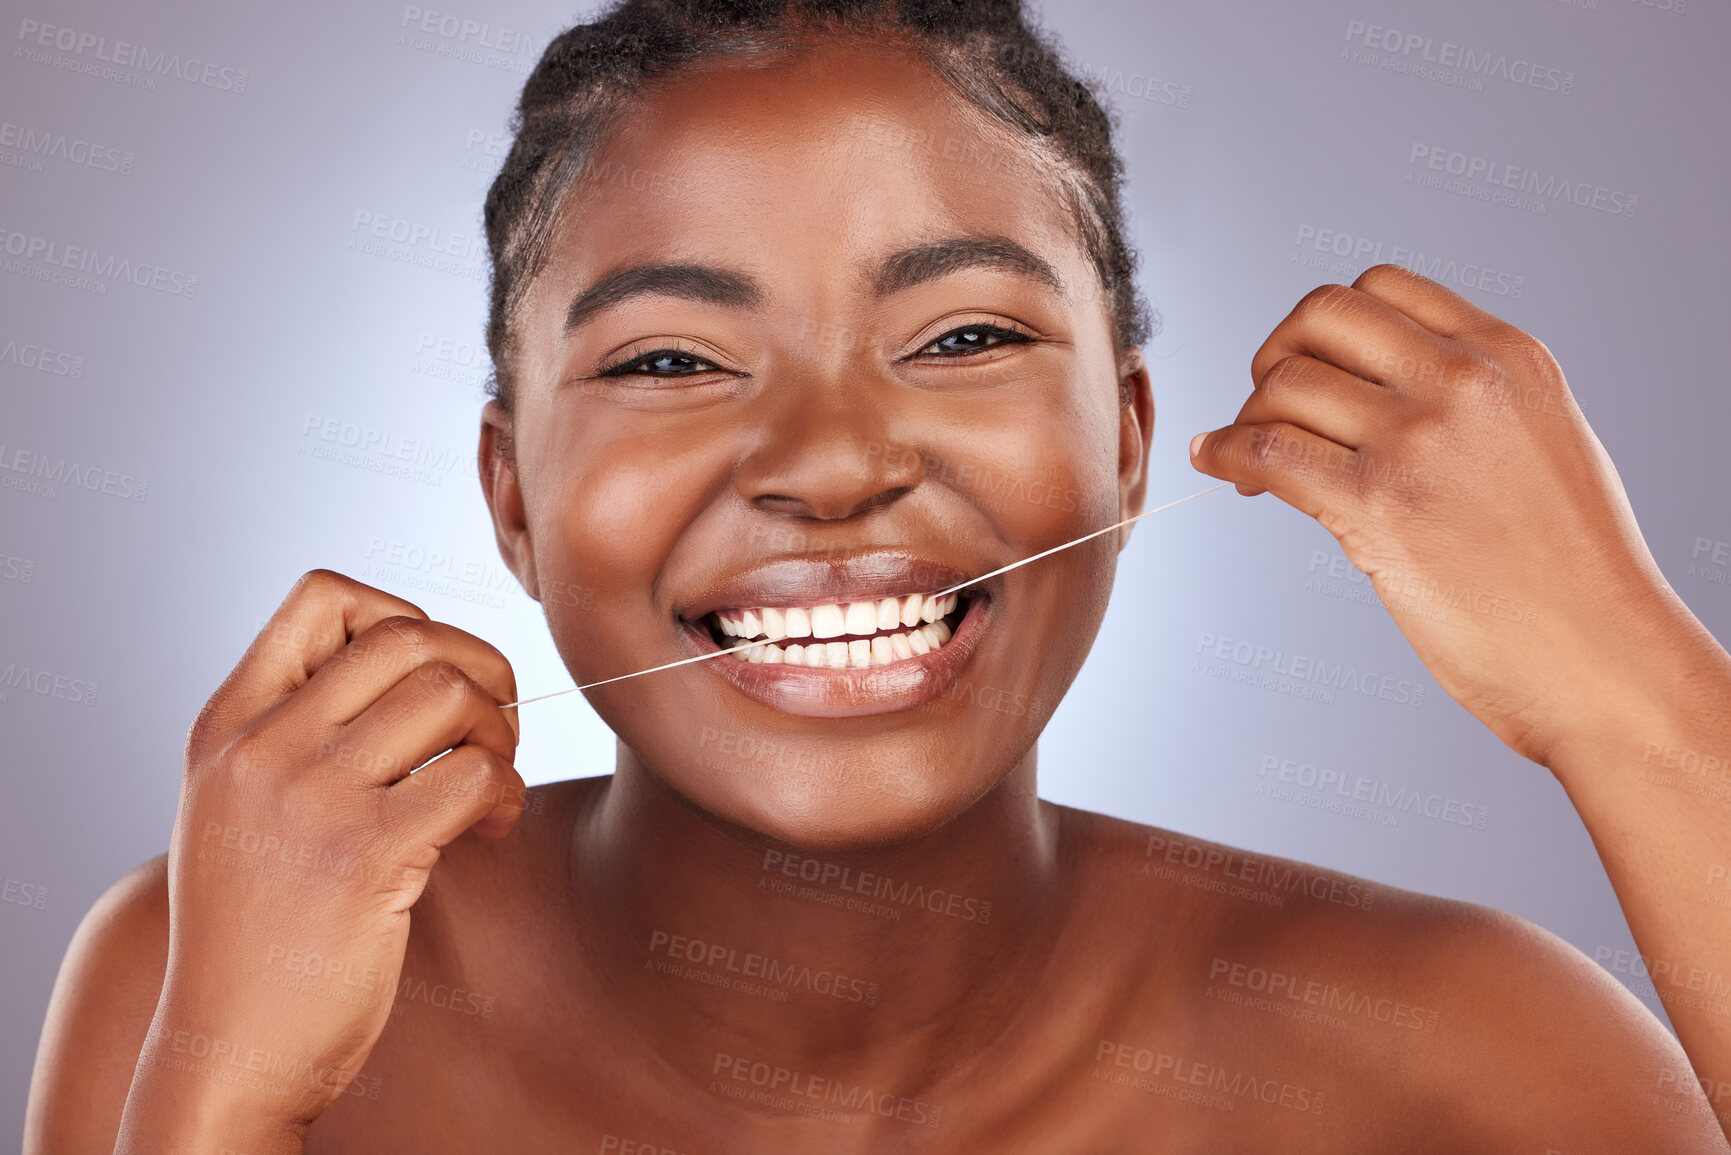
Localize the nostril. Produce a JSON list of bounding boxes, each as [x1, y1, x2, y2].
[[848, 485, 913, 517]]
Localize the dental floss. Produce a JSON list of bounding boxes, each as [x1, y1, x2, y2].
[[497, 480, 1232, 709]]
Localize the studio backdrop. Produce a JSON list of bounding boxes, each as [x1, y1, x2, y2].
[[1, 0, 1724, 1138]]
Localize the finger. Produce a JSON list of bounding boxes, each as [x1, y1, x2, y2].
[[1251, 282, 1456, 392], [278, 616, 518, 739], [1190, 420, 1357, 518], [212, 571, 428, 731], [1238, 354, 1413, 451], [319, 660, 519, 788], [1349, 263, 1506, 341], [384, 745, 528, 844]]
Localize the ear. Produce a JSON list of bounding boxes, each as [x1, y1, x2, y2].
[[479, 400, 540, 601], [1116, 347, 1154, 550]]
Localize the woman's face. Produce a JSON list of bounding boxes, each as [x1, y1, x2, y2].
[[484, 34, 1152, 849]]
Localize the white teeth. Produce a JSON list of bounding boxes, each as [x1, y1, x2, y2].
[[711, 589, 972, 669], [811, 604, 847, 639], [900, 593, 924, 628], [876, 597, 902, 631], [844, 601, 878, 635]]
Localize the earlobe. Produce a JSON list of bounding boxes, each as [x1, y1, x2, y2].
[[478, 401, 540, 601]]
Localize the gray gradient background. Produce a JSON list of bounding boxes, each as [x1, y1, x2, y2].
[[1, 0, 1725, 1138]]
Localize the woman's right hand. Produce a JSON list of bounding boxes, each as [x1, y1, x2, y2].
[[116, 570, 526, 1153]]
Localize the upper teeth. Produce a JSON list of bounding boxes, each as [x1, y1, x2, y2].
[[709, 593, 964, 669], [714, 593, 957, 641]]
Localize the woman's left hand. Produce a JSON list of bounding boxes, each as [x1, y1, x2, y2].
[[1188, 263, 1678, 767]]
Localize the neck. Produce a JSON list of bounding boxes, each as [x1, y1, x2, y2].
[[569, 741, 1067, 1096]]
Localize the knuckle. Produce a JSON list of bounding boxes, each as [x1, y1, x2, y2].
[[1297, 283, 1354, 317], [1259, 355, 1309, 397], [368, 616, 436, 670], [216, 728, 279, 779], [1246, 423, 1286, 470], [417, 660, 478, 706], [288, 567, 350, 605], [1352, 263, 1411, 292]]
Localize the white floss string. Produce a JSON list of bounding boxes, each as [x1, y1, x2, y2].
[[498, 480, 1233, 709]]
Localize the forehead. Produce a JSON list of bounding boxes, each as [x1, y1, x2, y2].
[[528, 35, 1088, 311]]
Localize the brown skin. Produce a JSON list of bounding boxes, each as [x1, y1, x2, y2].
[[25, 34, 1731, 1154]]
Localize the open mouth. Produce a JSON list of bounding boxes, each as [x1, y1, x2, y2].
[[703, 589, 976, 669]]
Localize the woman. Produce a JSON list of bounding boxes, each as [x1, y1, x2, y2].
[[25, 0, 1731, 1150]]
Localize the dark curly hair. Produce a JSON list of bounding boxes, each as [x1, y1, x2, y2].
[[481, 0, 1155, 412]]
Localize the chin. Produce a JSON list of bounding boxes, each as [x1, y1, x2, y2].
[[662, 738, 1004, 854]]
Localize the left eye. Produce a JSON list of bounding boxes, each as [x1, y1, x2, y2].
[[915, 324, 1031, 357], [601, 349, 721, 377]]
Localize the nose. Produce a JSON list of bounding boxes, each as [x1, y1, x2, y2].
[[734, 376, 924, 521]]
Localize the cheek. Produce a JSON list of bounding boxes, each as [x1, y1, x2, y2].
[[526, 418, 715, 668], [947, 379, 1123, 535]]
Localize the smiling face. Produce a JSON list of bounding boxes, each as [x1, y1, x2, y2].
[[480, 32, 1153, 849]]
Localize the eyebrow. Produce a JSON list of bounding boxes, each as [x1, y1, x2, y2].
[[561, 234, 1065, 336]]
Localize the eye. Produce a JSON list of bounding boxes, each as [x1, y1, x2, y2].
[[911, 323, 1034, 359], [597, 343, 729, 378]]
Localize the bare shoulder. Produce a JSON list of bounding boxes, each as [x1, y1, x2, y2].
[[24, 853, 170, 1155], [1057, 805, 1731, 1153]]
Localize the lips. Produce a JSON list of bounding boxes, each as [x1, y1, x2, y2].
[[673, 553, 994, 718]]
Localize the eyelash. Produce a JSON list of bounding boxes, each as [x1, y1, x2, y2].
[[594, 323, 1035, 379]]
